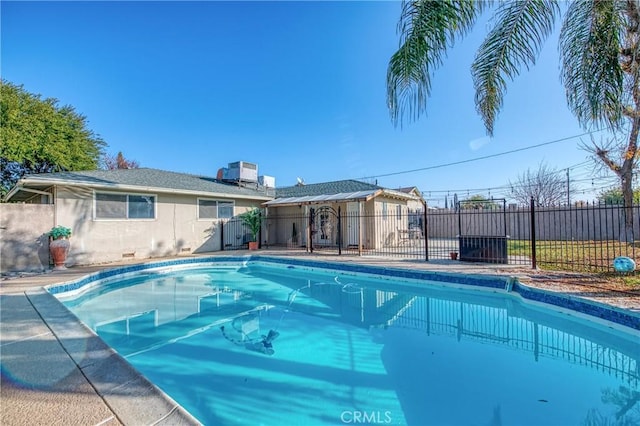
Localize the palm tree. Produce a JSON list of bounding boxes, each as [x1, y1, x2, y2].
[[387, 0, 640, 241]]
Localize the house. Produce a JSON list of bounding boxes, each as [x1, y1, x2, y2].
[[3, 168, 274, 269], [262, 179, 425, 250], [397, 186, 426, 230], [2, 166, 424, 272], [397, 186, 424, 209]]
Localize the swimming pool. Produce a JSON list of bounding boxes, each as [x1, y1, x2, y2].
[[51, 257, 640, 425]]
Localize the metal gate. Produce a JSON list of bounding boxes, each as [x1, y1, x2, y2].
[[457, 198, 508, 264]]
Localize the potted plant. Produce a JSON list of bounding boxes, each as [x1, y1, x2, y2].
[[449, 251, 458, 260], [239, 208, 262, 250], [48, 225, 72, 269]]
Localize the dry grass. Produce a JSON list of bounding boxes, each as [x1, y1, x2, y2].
[[507, 240, 640, 308], [509, 239, 639, 274]]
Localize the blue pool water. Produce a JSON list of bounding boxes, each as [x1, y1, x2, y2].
[[57, 261, 640, 426]]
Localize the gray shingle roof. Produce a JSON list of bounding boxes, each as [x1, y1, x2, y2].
[[15, 168, 273, 199], [275, 179, 382, 198], [265, 190, 380, 206]]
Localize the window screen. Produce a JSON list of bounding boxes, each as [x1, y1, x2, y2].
[[218, 201, 234, 219], [198, 199, 234, 219], [95, 193, 127, 219], [95, 192, 155, 220], [199, 199, 218, 219]]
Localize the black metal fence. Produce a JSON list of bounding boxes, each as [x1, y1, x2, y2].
[[220, 200, 640, 273], [394, 296, 639, 389], [219, 217, 262, 250]]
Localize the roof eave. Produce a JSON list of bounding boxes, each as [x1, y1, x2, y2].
[[4, 184, 23, 201], [263, 196, 372, 208], [13, 178, 274, 201], [263, 188, 420, 207], [377, 189, 423, 202]]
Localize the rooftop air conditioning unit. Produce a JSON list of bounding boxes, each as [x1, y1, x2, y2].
[[227, 161, 258, 183], [258, 175, 275, 188]]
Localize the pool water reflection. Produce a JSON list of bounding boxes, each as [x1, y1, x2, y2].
[[58, 263, 640, 426]]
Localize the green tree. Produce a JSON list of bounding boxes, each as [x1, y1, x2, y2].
[[597, 187, 640, 205], [387, 0, 640, 241], [460, 194, 500, 210], [0, 80, 106, 197]]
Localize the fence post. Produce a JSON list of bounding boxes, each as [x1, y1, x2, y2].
[[530, 197, 537, 269], [337, 206, 342, 255], [308, 208, 314, 253], [220, 221, 225, 252], [423, 205, 429, 261], [502, 199, 507, 238]]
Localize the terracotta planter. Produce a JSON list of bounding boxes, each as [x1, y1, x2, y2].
[[449, 252, 458, 260], [50, 237, 70, 269], [248, 241, 259, 250]]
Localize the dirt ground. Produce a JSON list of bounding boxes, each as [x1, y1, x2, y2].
[[503, 267, 640, 312]]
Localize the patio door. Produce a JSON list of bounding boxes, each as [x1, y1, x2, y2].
[[347, 202, 359, 247], [313, 204, 334, 246]]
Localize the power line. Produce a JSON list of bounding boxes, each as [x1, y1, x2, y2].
[[420, 175, 619, 206], [415, 161, 600, 195], [420, 176, 617, 197], [357, 130, 604, 180]]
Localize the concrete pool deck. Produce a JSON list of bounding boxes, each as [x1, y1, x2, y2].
[[0, 263, 201, 426], [2, 251, 639, 425]]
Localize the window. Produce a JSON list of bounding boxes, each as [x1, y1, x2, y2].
[[218, 201, 234, 219], [128, 195, 155, 219], [95, 193, 126, 219], [382, 202, 388, 220], [198, 199, 234, 219], [198, 199, 218, 219], [95, 192, 156, 220]]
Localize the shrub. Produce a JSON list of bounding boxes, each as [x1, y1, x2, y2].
[[49, 226, 72, 239]]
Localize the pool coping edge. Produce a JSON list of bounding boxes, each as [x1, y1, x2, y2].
[[46, 255, 640, 331]]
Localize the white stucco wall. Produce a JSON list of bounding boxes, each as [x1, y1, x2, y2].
[[0, 203, 54, 273], [263, 205, 306, 247], [371, 197, 409, 248], [264, 197, 417, 250], [54, 186, 264, 266]]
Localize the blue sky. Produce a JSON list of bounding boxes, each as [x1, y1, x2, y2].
[[1, 1, 615, 205]]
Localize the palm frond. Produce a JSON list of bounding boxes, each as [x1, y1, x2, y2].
[[471, 0, 560, 136], [560, 0, 625, 130], [387, 0, 484, 127]]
